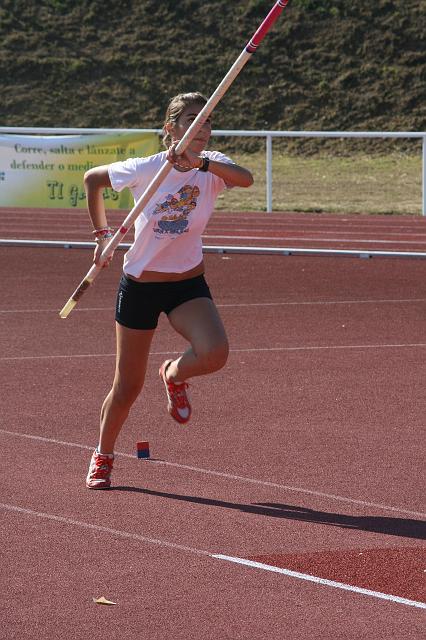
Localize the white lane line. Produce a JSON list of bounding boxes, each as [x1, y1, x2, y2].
[[6, 214, 426, 232], [206, 228, 426, 239], [202, 234, 426, 245], [209, 217, 426, 230], [1, 297, 426, 315], [0, 351, 167, 361], [1, 342, 426, 362], [219, 298, 426, 308], [230, 343, 426, 353], [0, 430, 94, 452], [212, 555, 426, 610], [0, 502, 210, 557], [0, 352, 116, 361], [1, 502, 425, 610], [1, 429, 424, 518], [6, 210, 425, 226]]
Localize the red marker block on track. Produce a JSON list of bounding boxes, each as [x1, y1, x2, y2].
[[136, 441, 150, 459]]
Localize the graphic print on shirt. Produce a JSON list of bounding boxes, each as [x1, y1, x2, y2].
[[152, 184, 200, 237]]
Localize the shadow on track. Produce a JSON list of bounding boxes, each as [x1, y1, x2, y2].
[[112, 486, 426, 540]]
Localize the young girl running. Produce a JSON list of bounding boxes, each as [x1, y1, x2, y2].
[[85, 91, 253, 489]]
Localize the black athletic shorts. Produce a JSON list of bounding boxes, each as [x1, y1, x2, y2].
[[115, 273, 213, 330]]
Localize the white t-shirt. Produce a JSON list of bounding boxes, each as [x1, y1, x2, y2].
[[108, 150, 233, 276]]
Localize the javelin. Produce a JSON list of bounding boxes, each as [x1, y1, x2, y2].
[[59, 0, 289, 318]]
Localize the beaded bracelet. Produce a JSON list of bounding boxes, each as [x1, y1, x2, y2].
[[92, 226, 113, 235], [93, 227, 114, 241]]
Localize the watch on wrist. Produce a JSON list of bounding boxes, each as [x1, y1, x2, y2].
[[198, 156, 210, 172]]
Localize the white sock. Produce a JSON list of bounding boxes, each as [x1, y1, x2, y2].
[[96, 447, 114, 458]]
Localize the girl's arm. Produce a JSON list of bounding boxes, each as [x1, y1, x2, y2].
[[203, 158, 253, 188], [84, 165, 112, 230], [167, 144, 253, 188], [83, 165, 114, 266]]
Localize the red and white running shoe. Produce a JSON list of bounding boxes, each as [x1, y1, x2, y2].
[[86, 450, 114, 489], [159, 359, 192, 424]]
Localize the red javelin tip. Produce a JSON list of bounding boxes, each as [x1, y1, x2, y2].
[[246, 0, 289, 54]]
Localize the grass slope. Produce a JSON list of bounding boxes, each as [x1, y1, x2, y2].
[[0, 0, 424, 154]]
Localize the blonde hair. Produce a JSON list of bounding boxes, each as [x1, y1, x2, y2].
[[162, 92, 208, 148]]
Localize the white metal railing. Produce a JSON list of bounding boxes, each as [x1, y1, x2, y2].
[[1, 127, 425, 215]]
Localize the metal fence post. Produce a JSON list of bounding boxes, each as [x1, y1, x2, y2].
[[266, 134, 273, 212], [423, 136, 426, 216]]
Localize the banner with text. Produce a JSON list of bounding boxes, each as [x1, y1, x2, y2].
[[0, 132, 159, 209]]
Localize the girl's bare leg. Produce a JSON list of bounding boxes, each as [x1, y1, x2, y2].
[[166, 298, 229, 382], [98, 322, 155, 453]]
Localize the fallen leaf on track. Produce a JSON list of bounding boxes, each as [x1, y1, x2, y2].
[[92, 596, 117, 605]]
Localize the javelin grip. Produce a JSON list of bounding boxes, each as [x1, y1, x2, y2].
[[59, 263, 100, 318], [59, 0, 289, 318]]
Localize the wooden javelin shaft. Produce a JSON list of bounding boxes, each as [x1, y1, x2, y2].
[[59, 0, 289, 319]]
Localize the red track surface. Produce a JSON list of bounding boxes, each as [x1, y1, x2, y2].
[[1, 210, 425, 639], [1, 207, 426, 252]]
